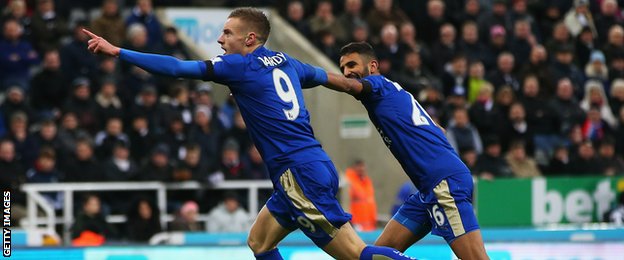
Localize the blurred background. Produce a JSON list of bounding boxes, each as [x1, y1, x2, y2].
[[1, 0, 624, 259]]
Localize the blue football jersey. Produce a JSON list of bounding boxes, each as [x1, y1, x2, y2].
[[204, 46, 330, 182], [360, 75, 470, 191]]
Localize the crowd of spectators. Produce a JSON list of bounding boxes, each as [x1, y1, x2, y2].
[[282, 0, 624, 179], [3, 0, 624, 242], [0, 0, 260, 241]]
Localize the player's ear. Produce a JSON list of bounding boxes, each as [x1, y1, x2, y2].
[[245, 32, 256, 46], [369, 59, 379, 74]]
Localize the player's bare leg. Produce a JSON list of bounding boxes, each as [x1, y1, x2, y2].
[[449, 230, 489, 260], [321, 222, 367, 259], [247, 205, 292, 255], [375, 219, 428, 252]]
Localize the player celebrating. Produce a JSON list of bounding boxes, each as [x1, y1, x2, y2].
[[319, 42, 489, 259], [83, 7, 415, 260]]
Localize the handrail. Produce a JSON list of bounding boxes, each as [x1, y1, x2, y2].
[[21, 180, 274, 245]]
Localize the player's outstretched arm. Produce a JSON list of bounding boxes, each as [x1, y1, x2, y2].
[[83, 29, 206, 80], [325, 72, 366, 97]]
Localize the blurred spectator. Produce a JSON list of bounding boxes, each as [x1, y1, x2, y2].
[[207, 192, 251, 233], [483, 25, 508, 71], [494, 85, 516, 126], [244, 144, 269, 180], [487, 52, 520, 93], [130, 85, 166, 134], [576, 27, 596, 69], [580, 80, 618, 128], [477, 0, 512, 42], [505, 141, 541, 178], [60, 21, 98, 83], [29, 49, 67, 116], [95, 79, 123, 123], [547, 145, 572, 175], [7, 111, 37, 168], [608, 51, 624, 81], [62, 138, 103, 182], [225, 110, 251, 154], [126, 198, 161, 242], [375, 23, 408, 73], [160, 115, 187, 160], [594, 0, 622, 47], [390, 181, 417, 216], [564, 0, 597, 37], [510, 19, 536, 68], [219, 138, 250, 180], [170, 200, 201, 231], [501, 102, 535, 154], [417, 0, 448, 45], [440, 88, 467, 127], [545, 22, 574, 59], [0, 139, 26, 222], [127, 115, 157, 162], [90, 0, 125, 47], [95, 57, 120, 94], [432, 23, 458, 75], [539, 2, 563, 41], [157, 26, 190, 60], [188, 105, 221, 172], [33, 119, 62, 155], [455, 0, 481, 24], [596, 137, 624, 175], [441, 54, 468, 98], [602, 25, 624, 65], [581, 105, 614, 143], [103, 141, 139, 181], [459, 21, 486, 65], [611, 79, 624, 115], [521, 75, 560, 165], [0, 19, 39, 91], [569, 140, 603, 175], [285, 1, 310, 38], [122, 24, 157, 93], [446, 108, 482, 154], [550, 78, 586, 136], [460, 148, 478, 175], [617, 107, 624, 156], [419, 87, 445, 123], [398, 22, 430, 62], [307, 1, 346, 44], [474, 136, 513, 180], [469, 82, 502, 138], [607, 192, 624, 225], [1, 86, 35, 125], [509, 0, 539, 40], [165, 84, 193, 126], [337, 0, 365, 43], [0, 0, 31, 39], [57, 112, 89, 157], [126, 0, 163, 49], [63, 78, 98, 134], [175, 143, 209, 181], [316, 30, 340, 64], [366, 0, 409, 43], [585, 50, 609, 83], [94, 117, 128, 160], [395, 51, 439, 96], [351, 21, 369, 43], [345, 160, 377, 232], [519, 45, 555, 97], [29, 0, 68, 53], [466, 61, 488, 103], [138, 143, 173, 181], [71, 194, 117, 241], [550, 45, 585, 97], [25, 147, 62, 209]]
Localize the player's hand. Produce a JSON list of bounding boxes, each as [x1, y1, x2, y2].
[[83, 29, 121, 57]]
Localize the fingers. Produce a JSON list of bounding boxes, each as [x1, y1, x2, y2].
[[82, 28, 99, 39]]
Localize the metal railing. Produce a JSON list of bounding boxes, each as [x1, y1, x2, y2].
[[21, 180, 273, 244]]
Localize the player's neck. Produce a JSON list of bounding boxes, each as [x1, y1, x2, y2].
[[241, 44, 264, 56]]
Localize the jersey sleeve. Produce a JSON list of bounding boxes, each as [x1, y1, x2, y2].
[[288, 56, 328, 89], [359, 76, 382, 100], [203, 54, 246, 85]]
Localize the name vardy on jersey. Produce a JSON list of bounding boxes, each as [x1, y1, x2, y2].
[[258, 52, 286, 67]]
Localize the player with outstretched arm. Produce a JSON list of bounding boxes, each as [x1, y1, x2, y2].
[[318, 42, 489, 260], [83, 7, 415, 260]]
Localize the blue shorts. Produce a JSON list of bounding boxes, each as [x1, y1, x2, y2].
[[393, 173, 480, 244], [266, 160, 352, 248]]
